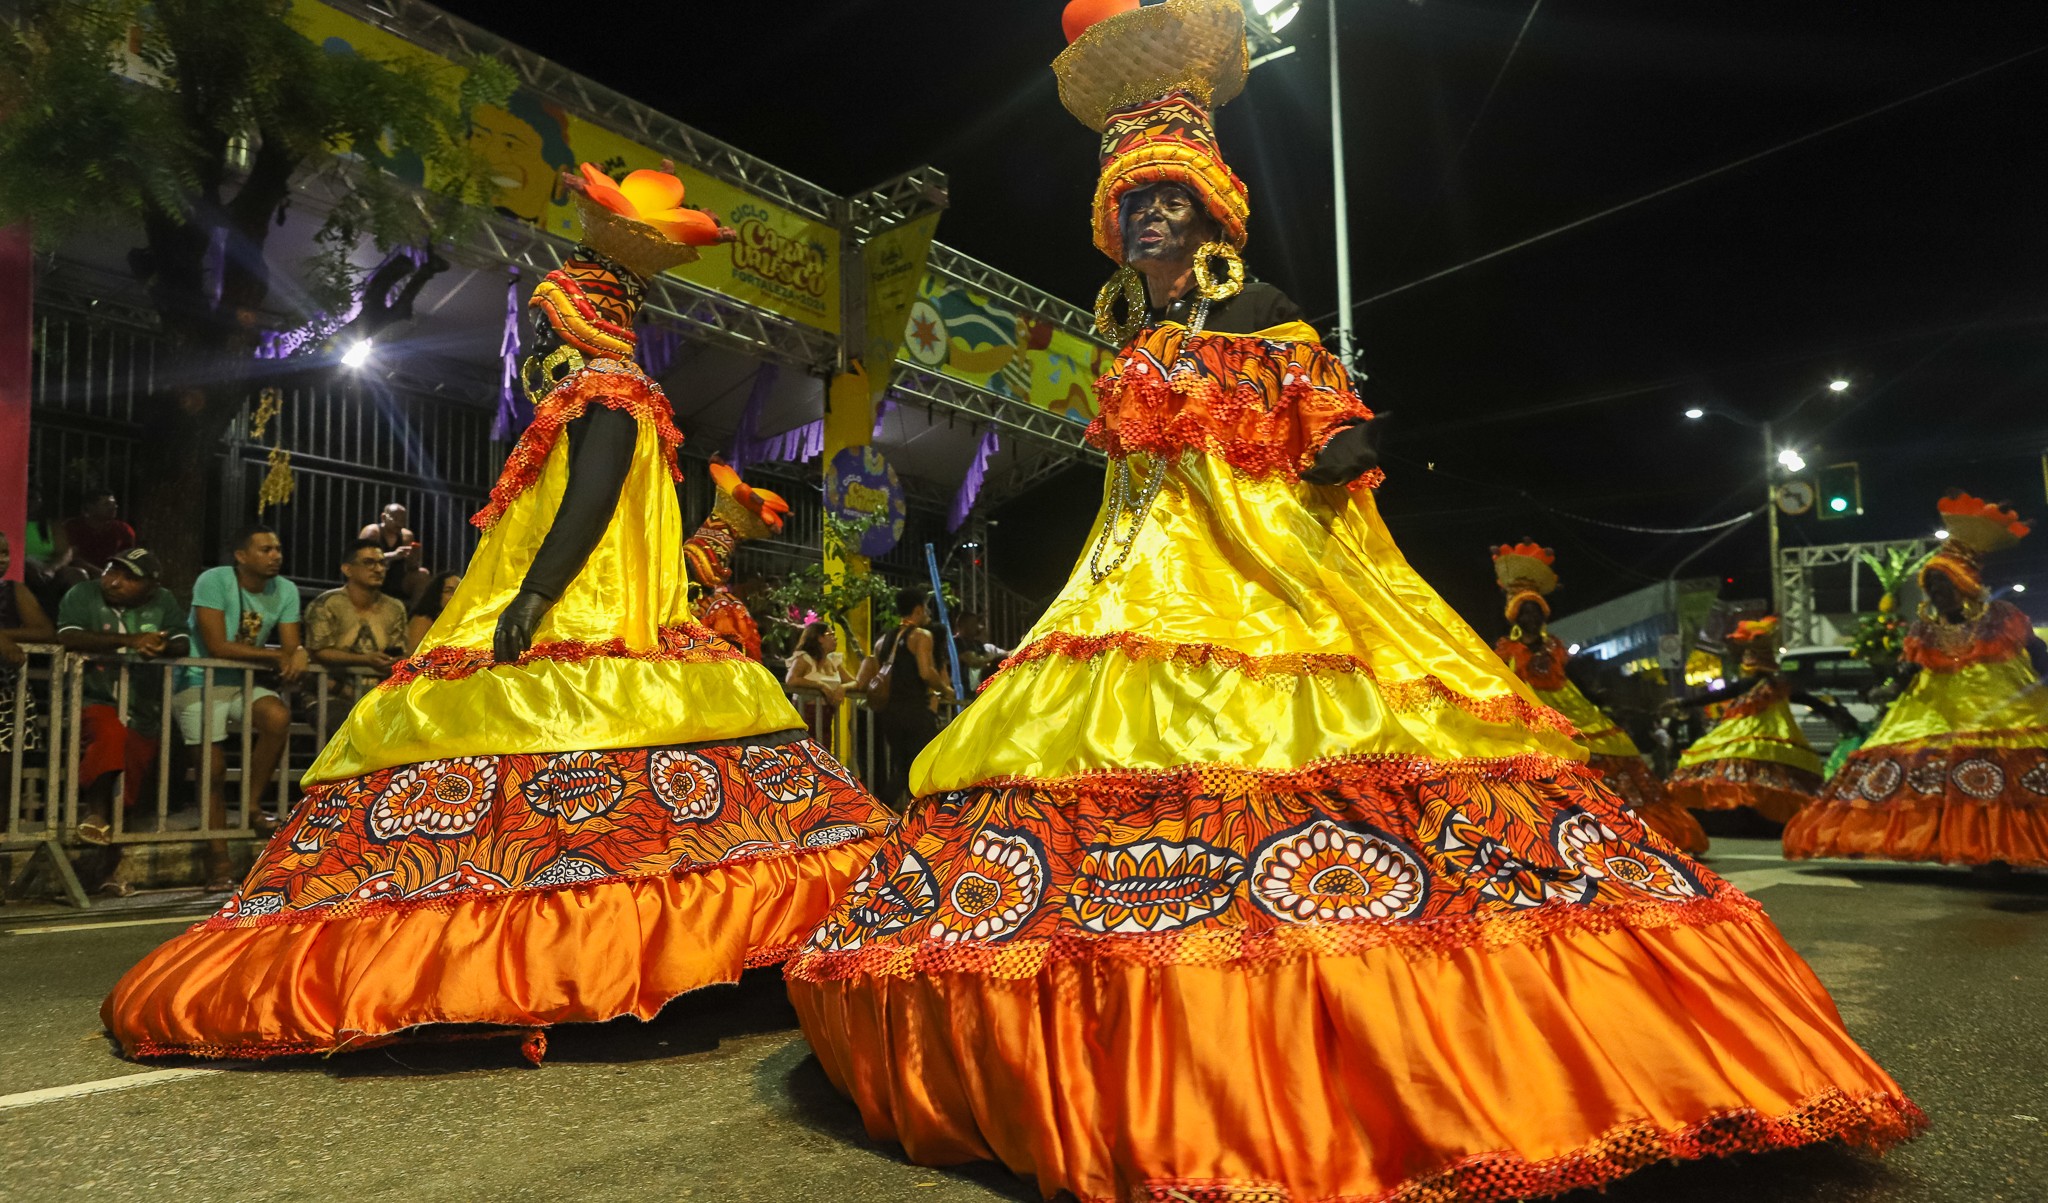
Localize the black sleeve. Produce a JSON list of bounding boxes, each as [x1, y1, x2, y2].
[[518, 406, 637, 601]]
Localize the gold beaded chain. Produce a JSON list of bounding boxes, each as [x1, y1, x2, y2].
[[1088, 452, 1169, 584]]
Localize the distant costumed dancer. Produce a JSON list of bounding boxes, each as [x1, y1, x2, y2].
[[1667, 616, 1855, 826], [785, 4, 1918, 1201], [103, 164, 891, 1060], [686, 459, 791, 661], [1785, 492, 2048, 866], [1493, 542, 1708, 855]]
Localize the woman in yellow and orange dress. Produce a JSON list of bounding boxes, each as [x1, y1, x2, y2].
[[1493, 542, 1708, 854], [785, 5, 1918, 1201], [1786, 493, 2048, 865], [103, 165, 891, 1061], [1667, 617, 1852, 827]]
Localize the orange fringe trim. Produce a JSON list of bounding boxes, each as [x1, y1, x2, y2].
[[787, 884, 1761, 983], [1087, 329, 1381, 486], [1903, 601, 2034, 672], [1116, 1090, 1924, 1203], [473, 363, 685, 530], [380, 623, 747, 691], [996, 630, 1579, 739]]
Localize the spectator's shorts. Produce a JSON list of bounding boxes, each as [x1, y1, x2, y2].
[[171, 686, 280, 745]]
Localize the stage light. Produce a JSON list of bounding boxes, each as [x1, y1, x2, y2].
[[341, 340, 373, 369], [1684, 407, 1705, 419]]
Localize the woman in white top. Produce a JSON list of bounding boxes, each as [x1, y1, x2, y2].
[[785, 621, 848, 735]]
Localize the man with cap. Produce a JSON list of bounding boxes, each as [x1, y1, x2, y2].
[[57, 548, 190, 885]]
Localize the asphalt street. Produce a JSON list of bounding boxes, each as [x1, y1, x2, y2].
[[1, 838, 2042, 1203]]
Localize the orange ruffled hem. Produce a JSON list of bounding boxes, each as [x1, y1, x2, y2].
[[1668, 778, 1810, 825], [103, 839, 878, 1060], [789, 907, 1921, 1203], [1636, 796, 1711, 855], [1784, 796, 2048, 867]]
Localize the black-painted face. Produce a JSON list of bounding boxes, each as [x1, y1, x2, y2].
[[1514, 601, 1547, 632], [1119, 183, 1213, 271], [1925, 570, 1963, 617]]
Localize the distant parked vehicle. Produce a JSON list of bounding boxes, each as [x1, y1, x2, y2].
[[1779, 644, 1883, 749]]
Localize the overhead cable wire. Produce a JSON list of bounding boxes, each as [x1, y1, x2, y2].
[[1448, 0, 1545, 167], [1310, 41, 2048, 324]]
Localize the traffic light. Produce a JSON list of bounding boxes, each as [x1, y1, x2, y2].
[[1817, 462, 1862, 519]]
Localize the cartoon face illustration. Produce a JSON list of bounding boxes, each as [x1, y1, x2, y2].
[[468, 91, 575, 224]]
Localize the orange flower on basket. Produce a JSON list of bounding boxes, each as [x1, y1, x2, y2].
[[576, 164, 726, 247]]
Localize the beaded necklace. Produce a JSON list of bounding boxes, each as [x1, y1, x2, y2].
[[1087, 296, 1211, 584]]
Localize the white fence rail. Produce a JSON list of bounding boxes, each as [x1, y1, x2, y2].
[[5, 648, 956, 857]]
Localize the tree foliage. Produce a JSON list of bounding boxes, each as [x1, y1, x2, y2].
[[0, 0, 512, 580]]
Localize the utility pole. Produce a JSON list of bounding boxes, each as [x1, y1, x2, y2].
[[1764, 418, 1782, 616], [1328, 0, 1355, 370]]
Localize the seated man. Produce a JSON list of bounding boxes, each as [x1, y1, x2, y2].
[[56, 548, 189, 892], [173, 525, 307, 890], [304, 539, 408, 706]]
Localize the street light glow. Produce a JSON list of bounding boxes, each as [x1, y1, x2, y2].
[[1567, 643, 1581, 655], [341, 340, 374, 369], [1684, 407, 1705, 419], [1776, 448, 1806, 473], [2015, 583, 2029, 594], [1935, 529, 1950, 540], [1828, 379, 1850, 393], [1266, 2, 1301, 30]]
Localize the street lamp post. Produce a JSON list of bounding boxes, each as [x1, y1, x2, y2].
[[1326, 0, 1354, 368]]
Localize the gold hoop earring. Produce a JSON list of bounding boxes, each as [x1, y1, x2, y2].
[[1917, 600, 1938, 623], [1961, 595, 1988, 621], [1094, 265, 1146, 344], [1192, 241, 1245, 301], [1508, 623, 1524, 642]]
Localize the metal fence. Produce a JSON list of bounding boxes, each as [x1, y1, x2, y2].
[[3, 645, 967, 867]]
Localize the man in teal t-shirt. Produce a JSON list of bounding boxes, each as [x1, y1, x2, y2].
[[172, 526, 308, 890]]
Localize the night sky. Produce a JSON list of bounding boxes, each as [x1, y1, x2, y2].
[[438, 0, 2048, 633]]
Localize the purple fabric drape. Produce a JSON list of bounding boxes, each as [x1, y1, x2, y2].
[[948, 427, 1001, 531], [637, 320, 682, 378], [491, 269, 527, 441]]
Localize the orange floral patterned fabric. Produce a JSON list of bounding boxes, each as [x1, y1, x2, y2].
[[1786, 745, 2048, 866], [790, 756, 1721, 981], [210, 737, 884, 927], [1086, 326, 1382, 486], [473, 359, 685, 531]]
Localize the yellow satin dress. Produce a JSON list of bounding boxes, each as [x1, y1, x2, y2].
[[1668, 674, 1826, 823], [105, 358, 890, 1060], [1786, 600, 2048, 865], [788, 322, 1917, 1203]]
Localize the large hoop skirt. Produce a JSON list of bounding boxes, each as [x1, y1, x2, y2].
[[785, 325, 1918, 1203], [105, 362, 892, 1059]]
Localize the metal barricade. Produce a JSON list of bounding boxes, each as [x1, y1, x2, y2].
[[2, 643, 66, 844]]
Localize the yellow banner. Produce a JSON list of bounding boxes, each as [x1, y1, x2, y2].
[[290, 2, 841, 333], [899, 273, 1107, 424], [863, 212, 942, 381]]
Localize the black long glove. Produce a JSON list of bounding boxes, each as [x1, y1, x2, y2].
[[1302, 415, 1386, 486], [493, 405, 637, 663]]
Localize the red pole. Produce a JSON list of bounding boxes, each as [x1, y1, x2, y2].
[[0, 225, 29, 581]]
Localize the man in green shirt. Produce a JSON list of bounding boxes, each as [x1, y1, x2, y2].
[[56, 548, 189, 878]]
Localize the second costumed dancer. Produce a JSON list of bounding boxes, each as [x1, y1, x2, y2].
[[1492, 542, 1709, 854], [103, 164, 891, 1060], [787, 4, 1920, 1200], [1785, 492, 2048, 866]]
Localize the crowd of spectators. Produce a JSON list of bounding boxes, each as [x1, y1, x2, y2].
[[3, 493, 472, 894]]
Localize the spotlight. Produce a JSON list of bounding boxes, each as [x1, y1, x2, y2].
[[341, 340, 374, 369], [1683, 407, 1705, 420]]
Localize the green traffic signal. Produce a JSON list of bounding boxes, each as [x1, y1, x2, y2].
[[1817, 462, 1862, 520]]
